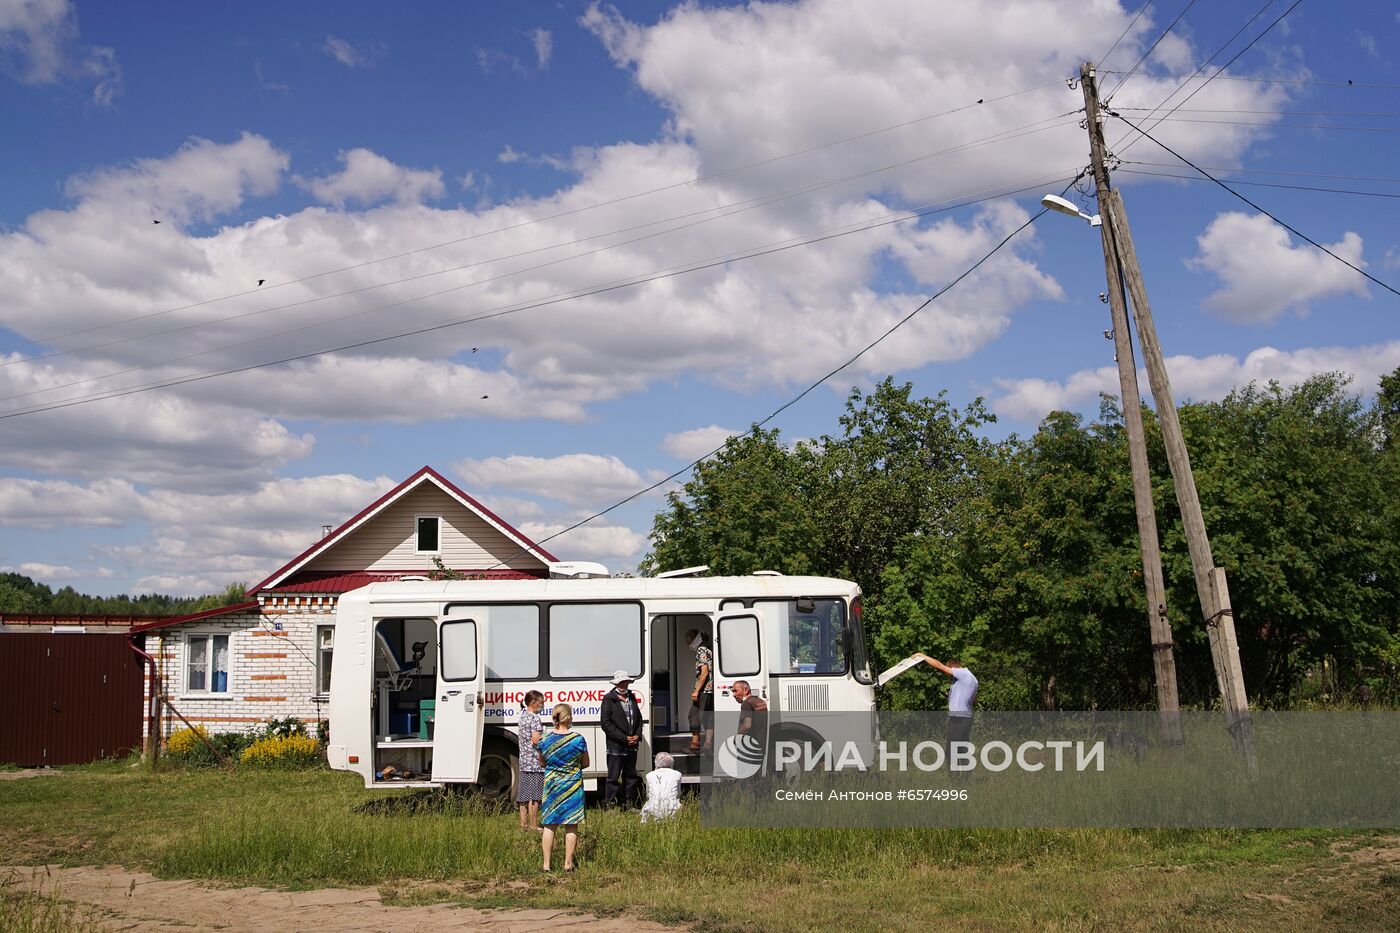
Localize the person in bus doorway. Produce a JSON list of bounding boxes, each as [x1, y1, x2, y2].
[[516, 690, 546, 831], [600, 670, 643, 809], [686, 628, 714, 751], [732, 680, 768, 738], [539, 703, 589, 872], [919, 654, 978, 763]]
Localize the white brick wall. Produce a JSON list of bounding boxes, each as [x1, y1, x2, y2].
[[147, 599, 337, 742]]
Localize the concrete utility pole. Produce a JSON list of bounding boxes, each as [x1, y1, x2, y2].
[[1078, 62, 1254, 762], [1078, 71, 1182, 747]]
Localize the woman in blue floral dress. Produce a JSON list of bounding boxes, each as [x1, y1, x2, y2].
[[516, 690, 545, 830], [538, 703, 589, 871]]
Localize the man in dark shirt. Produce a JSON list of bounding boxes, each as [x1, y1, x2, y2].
[[600, 669, 643, 809], [733, 679, 768, 738]]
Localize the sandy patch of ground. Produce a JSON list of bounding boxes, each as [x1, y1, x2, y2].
[[0, 769, 65, 781], [4, 865, 684, 931]]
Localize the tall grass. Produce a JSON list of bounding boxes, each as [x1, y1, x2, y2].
[[1, 765, 1394, 931], [0, 872, 97, 933]]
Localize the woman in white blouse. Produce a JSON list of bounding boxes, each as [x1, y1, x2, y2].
[[640, 752, 683, 822]]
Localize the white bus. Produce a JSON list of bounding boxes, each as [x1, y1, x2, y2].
[[326, 573, 875, 791]]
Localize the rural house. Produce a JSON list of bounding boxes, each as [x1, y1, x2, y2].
[[132, 466, 557, 743]]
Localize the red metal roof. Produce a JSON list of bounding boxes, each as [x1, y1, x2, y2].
[[267, 569, 544, 594], [246, 465, 557, 596]]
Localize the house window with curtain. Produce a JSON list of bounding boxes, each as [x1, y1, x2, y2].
[[317, 625, 334, 695], [186, 633, 230, 695]]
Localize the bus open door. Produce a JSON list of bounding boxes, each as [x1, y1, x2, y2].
[[432, 614, 488, 783]]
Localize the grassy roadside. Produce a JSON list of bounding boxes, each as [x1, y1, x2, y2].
[[1, 762, 1396, 931]]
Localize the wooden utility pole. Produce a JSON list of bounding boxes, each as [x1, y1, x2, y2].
[[1078, 62, 1255, 763], [1078, 72, 1182, 746]]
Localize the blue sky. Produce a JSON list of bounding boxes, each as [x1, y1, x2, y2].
[[1, 0, 1397, 595]]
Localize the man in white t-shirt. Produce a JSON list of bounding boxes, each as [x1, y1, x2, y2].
[[919, 654, 978, 752]]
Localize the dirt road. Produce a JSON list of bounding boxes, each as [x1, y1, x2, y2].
[[5, 865, 684, 932]]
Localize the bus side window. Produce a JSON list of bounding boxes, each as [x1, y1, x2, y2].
[[549, 603, 643, 678]]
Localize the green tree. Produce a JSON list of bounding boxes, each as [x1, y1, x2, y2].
[[0, 581, 45, 613], [643, 427, 820, 577], [1162, 373, 1391, 702], [811, 378, 995, 606], [873, 400, 1157, 710]]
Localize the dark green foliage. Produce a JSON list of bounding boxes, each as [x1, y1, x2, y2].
[[645, 371, 1400, 710], [262, 716, 309, 739], [166, 730, 256, 768], [0, 575, 246, 617]]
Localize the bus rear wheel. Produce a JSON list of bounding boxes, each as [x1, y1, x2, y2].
[[478, 739, 517, 801]]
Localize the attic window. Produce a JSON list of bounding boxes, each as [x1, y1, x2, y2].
[[416, 515, 441, 553]]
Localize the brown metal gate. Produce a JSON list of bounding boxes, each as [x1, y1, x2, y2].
[[0, 632, 143, 766]]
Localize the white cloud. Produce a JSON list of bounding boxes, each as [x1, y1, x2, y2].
[[0, 354, 314, 488], [1355, 31, 1379, 60], [455, 453, 646, 507], [0, 561, 83, 581], [323, 35, 387, 69], [0, 1, 1299, 495], [0, 0, 122, 104], [0, 477, 144, 529], [298, 148, 444, 207], [497, 144, 524, 164], [1188, 212, 1369, 322], [70, 473, 400, 595], [530, 28, 553, 69], [661, 424, 740, 460], [992, 340, 1400, 422], [61, 131, 286, 226], [519, 520, 646, 566]]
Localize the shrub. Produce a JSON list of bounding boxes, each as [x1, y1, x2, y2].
[[240, 733, 321, 768], [164, 727, 253, 767], [165, 726, 207, 757], [262, 716, 308, 739]]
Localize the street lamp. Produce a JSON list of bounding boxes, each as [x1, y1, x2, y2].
[[1040, 194, 1102, 226]]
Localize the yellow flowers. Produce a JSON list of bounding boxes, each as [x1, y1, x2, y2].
[[166, 726, 208, 756], [239, 733, 321, 767]]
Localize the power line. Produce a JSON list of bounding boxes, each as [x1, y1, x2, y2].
[[1138, 117, 1400, 131], [1099, 4, 1151, 68], [0, 117, 1082, 407], [1116, 107, 1400, 117], [1121, 159, 1400, 185], [4, 113, 1081, 374], [1104, 0, 1202, 102], [1104, 71, 1400, 89], [480, 189, 1070, 567], [1112, 0, 1304, 157], [1, 80, 1070, 356], [1117, 167, 1400, 199], [1109, 110, 1400, 299], [0, 172, 1082, 419]]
